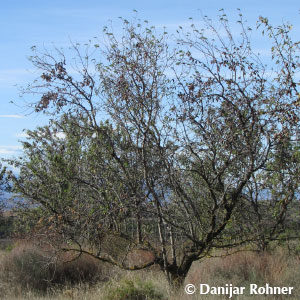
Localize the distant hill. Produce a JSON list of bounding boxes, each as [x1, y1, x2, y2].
[[1, 192, 17, 209]]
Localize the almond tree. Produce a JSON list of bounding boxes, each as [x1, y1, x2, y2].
[[9, 13, 300, 287]]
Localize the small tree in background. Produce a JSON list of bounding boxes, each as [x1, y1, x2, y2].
[[8, 12, 300, 287], [0, 163, 10, 238], [0, 163, 6, 207]]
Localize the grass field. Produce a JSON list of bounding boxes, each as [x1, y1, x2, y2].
[[0, 240, 300, 299]]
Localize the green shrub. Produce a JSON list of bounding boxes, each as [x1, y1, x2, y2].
[[0, 215, 15, 239], [0, 243, 107, 293], [105, 278, 166, 300], [1, 247, 54, 291]]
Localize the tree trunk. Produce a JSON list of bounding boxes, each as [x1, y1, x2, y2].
[[169, 272, 186, 290]]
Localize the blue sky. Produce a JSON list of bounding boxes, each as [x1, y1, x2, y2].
[[0, 0, 300, 162]]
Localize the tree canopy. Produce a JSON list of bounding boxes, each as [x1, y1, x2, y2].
[[8, 12, 300, 286]]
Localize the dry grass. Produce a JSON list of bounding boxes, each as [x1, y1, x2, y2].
[[1, 242, 300, 299], [182, 248, 300, 299], [0, 240, 111, 299]]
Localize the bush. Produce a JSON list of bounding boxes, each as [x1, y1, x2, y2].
[[53, 252, 108, 286], [104, 277, 166, 300], [0, 242, 107, 294], [0, 246, 54, 291], [186, 248, 300, 297], [0, 215, 15, 239]]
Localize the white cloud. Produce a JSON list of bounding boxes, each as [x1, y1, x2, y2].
[[1, 162, 20, 175], [0, 114, 24, 119], [0, 145, 22, 155], [55, 132, 66, 139], [0, 68, 35, 86], [15, 132, 29, 138]]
